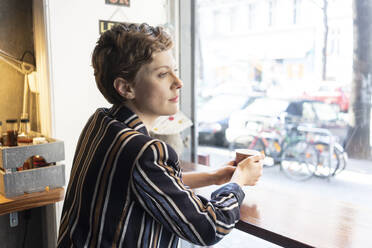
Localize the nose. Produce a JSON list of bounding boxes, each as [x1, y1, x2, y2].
[[173, 74, 183, 89]]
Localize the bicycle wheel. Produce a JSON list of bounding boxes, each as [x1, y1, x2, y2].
[[314, 142, 338, 177], [280, 141, 317, 181], [335, 146, 347, 175], [314, 142, 347, 176], [230, 135, 269, 165], [247, 138, 278, 167], [247, 138, 265, 154], [264, 138, 282, 165]]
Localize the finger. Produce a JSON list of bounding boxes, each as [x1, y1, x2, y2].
[[223, 165, 236, 173], [253, 157, 264, 166], [225, 165, 236, 170], [238, 157, 258, 167], [248, 154, 263, 162], [226, 160, 235, 166]]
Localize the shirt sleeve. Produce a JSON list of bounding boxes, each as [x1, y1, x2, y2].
[[131, 140, 245, 246]]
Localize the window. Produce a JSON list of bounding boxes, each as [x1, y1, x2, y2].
[[302, 102, 316, 121], [192, 0, 372, 246]]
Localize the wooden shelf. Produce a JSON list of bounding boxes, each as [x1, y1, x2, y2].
[[0, 187, 64, 215]]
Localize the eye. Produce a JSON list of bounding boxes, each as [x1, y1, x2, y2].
[[158, 72, 168, 78]]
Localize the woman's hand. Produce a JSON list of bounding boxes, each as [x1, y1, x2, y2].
[[230, 154, 264, 187], [212, 161, 236, 185]]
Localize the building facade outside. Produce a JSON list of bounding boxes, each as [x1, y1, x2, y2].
[[196, 0, 353, 98]]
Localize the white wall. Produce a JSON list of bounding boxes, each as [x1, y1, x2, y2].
[[46, 0, 170, 184]]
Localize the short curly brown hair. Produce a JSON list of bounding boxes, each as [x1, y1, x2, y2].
[[92, 23, 173, 104]]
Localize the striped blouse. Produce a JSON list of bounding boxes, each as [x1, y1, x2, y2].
[[57, 105, 245, 248]]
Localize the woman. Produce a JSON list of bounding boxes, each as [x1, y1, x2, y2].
[[57, 23, 264, 248]]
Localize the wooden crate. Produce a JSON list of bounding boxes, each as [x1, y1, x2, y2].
[[0, 139, 65, 198], [0, 138, 64, 170]]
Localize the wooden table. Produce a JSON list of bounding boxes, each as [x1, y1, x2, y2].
[[181, 161, 372, 248], [0, 187, 65, 216]]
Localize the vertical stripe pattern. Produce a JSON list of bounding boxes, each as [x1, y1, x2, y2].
[[57, 105, 245, 247]]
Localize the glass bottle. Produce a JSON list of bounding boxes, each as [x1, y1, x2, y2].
[[31, 155, 48, 168], [18, 118, 33, 145], [4, 119, 18, 146]]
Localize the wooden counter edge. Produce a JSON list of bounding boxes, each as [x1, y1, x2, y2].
[[235, 220, 314, 248], [0, 187, 65, 215]]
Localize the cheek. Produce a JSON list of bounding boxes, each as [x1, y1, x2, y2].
[[147, 84, 167, 99], [137, 84, 161, 103]]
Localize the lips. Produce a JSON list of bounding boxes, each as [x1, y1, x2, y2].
[[169, 96, 179, 102]]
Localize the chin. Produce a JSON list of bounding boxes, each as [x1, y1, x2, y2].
[[165, 110, 178, 116], [163, 106, 179, 116]]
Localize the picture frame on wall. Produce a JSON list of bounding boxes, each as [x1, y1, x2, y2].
[[105, 0, 130, 7], [99, 20, 123, 34]]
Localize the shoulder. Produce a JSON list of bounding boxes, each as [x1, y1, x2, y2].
[[136, 137, 180, 169], [108, 128, 179, 166], [143, 139, 178, 161]]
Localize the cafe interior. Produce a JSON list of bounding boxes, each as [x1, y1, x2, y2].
[[0, 0, 371, 247]]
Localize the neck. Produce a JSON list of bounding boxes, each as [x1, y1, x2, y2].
[[122, 101, 157, 132]]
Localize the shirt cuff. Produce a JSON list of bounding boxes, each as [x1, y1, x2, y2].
[[211, 182, 245, 205]]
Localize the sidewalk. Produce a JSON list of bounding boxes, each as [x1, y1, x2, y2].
[[346, 158, 372, 174], [198, 145, 372, 175]]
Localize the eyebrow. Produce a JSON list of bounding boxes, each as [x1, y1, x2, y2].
[[152, 65, 177, 71]]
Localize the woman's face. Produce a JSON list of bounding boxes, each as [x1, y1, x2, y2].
[[131, 50, 183, 118]]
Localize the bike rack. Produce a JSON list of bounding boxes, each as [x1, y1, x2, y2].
[[297, 125, 335, 177]]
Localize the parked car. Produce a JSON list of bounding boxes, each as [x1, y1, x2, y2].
[[286, 99, 348, 141], [225, 97, 290, 143], [302, 84, 350, 112], [226, 98, 348, 144], [197, 94, 255, 147]]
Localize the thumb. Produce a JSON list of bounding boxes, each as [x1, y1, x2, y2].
[[227, 160, 236, 166]]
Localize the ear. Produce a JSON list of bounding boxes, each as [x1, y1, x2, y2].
[[113, 77, 135, 100]]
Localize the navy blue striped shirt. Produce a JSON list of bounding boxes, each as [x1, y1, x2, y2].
[[57, 105, 245, 247]]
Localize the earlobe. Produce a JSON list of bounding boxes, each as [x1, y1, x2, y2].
[[113, 78, 135, 99]]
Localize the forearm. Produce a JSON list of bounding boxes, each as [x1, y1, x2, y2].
[[182, 171, 216, 188], [133, 141, 245, 246]]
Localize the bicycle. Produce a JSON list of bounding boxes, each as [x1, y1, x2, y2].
[[229, 122, 347, 180], [228, 119, 284, 167], [229, 122, 318, 180], [308, 133, 348, 177]]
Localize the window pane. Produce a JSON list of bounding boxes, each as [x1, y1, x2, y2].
[[195, 0, 371, 246]]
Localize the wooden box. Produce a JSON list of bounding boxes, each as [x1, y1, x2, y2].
[[0, 139, 65, 198]]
